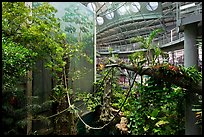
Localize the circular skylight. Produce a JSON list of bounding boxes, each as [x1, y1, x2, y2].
[[87, 3, 96, 12], [105, 11, 114, 20], [146, 2, 159, 11], [130, 2, 141, 13], [96, 16, 104, 25], [117, 5, 127, 15]]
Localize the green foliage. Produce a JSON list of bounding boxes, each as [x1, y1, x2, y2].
[[2, 2, 67, 135], [179, 65, 202, 84], [74, 69, 109, 111], [124, 77, 186, 135], [80, 56, 188, 135], [62, 6, 93, 44], [2, 88, 27, 135], [79, 29, 201, 135], [128, 51, 146, 65], [2, 2, 66, 73], [52, 85, 67, 102], [63, 6, 93, 32], [50, 3, 94, 135], [108, 47, 114, 54], [130, 28, 165, 65], [75, 91, 103, 111], [4, 2, 201, 135], [2, 36, 37, 91], [2, 1, 95, 135], [130, 29, 163, 50], [146, 29, 163, 48], [110, 75, 186, 135], [61, 5, 94, 66]]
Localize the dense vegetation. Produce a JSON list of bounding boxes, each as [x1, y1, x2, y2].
[[2, 2, 202, 135]]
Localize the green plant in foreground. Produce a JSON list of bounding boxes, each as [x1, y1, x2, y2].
[[2, 2, 66, 135], [123, 77, 185, 135], [2, 36, 37, 91], [179, 65, 202, 84]]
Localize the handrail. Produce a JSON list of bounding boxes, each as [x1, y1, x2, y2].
[[176, 2, 202, 26], [97, 2, 202, 54], [97, 29, 184, 53]]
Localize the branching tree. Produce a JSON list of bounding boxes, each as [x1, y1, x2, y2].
[[2, 2, 66, 135]]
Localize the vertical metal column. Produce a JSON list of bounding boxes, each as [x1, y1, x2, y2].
[[184, 23, 201, 135], [94, 9, 97, 83]]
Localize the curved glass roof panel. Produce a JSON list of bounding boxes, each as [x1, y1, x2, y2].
[[105, 11, 114, 20], [117, 5, 128, 15], [87, 2, 96, 12], [130, 2, 141, 13], [146, 2, 159, 11], [80, 2, 202, 54]]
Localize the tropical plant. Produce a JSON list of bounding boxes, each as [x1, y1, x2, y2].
[[124, 77, 185, 135], [130, 29, 169, 65], [48, 3, 94, 135], [2, 2, 67, 135], [2, 2, 66, 72], [2, 36, 37, 92]]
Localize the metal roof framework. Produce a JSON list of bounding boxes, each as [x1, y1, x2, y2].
[[81, 2, 202, 53]]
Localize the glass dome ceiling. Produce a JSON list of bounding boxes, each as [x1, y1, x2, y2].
[[81, 2, 202, 54]]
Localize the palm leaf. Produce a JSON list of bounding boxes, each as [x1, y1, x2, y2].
[[146, 29, 163, 48]]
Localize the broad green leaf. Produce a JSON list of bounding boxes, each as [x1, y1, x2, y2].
[[155, 120, 169, 127], [151, 109, 159, 118]]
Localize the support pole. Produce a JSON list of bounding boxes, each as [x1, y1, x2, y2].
[[93, 10, 97, 83], [171, 29, 173, 42], [184, 23, 201, 135]]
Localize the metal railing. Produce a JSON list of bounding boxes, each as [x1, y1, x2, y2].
[[177, 2, 202, 20], [96, 2, 202, 54], [97, 29, 184, 53]]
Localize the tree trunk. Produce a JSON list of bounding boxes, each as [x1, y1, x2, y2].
[[100, 77, 114, 122], [105, 59, 202, 95]]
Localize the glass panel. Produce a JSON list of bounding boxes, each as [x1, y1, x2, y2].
[[117, 5, 128, 15], [87, 2, 96, 12], [130, 2, 141, 13], [105, 11, 114, 20], [146, 2, 159, 11], [49, 2, 95, 93]]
